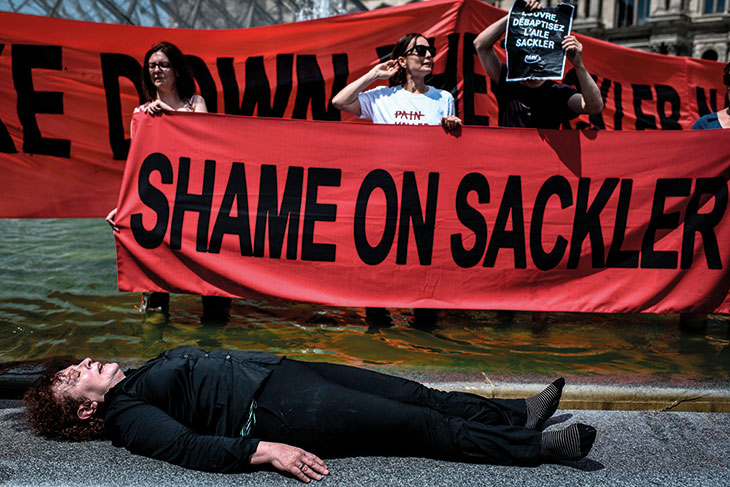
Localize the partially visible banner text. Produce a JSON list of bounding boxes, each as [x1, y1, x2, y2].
[[1, 0, 727, 217], [114, 112, 730, 313]]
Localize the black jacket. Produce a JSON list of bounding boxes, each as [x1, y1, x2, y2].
[[104, 346, 282, 472]]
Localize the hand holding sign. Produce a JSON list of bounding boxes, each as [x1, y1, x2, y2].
[[505, 0, 575, 81], [562, 35, 584, 69]]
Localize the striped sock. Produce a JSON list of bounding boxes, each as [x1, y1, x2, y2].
[[525, 378, 565, 429], [540, 423, 596, 461]]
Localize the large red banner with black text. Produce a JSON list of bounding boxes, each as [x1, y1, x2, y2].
[[114, 112, 730, 313], [0, 0, 727, 217]]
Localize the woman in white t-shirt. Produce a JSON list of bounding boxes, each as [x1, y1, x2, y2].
[[334, 34, 460, 328], [333, 33, 462, 133]]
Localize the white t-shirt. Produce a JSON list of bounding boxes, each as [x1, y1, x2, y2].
[[358, 85, 455, 125]]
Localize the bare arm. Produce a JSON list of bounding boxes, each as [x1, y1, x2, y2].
[[250, 441, 329, 483], [473, 0, 542, 82], [192, 94, 208, 113], [563, 35, 604, 115], [473, 15, 509, 82], [332, 60, 399, 116]]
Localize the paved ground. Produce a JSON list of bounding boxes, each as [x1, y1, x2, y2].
[[1, 398, 728, 487]]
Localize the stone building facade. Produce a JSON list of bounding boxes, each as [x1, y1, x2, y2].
[[363, 0, 730, 61]]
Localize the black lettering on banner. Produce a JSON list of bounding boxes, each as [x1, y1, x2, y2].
[[208, 162, 252, 256], [484, 176, 526, 269], [254, 165, 304, 259], [131, 153, 173, 249], [695, 87, 718, 117], [12, 44, 70, 157], [655, 84, 681, 130], [530, 175, 572, 271], [0, 45, 17, 153], [186, 55, 218, 113], [427, 33, 459, 116], [375, 44, 395, 62], [606, 179, 639, 268], [451, 173, 490, 268], [681, 178, 728, 269], [640, 178, 691, 269], [354, 169, 398, 265], [170, 158, 216, 252], [396, 172, 439, 265], [242, 55, 293, 117], [614, 81, 623, 130], [217, 54, 293, 117], [632, 84, 657, 130], [100, 53, 144, 160], [292, 54, 349, 120], [568, 178, 619, 269], [301, 167, 341, 262], [461, 33, 490, 126]]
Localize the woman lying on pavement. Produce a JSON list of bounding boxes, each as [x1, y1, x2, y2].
[[24, 346, 596, 482]]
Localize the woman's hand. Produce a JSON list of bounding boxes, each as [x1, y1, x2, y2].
[[105, 208, 119, 232], [250, 441, 329, 483], [441, 115, 463, 134], [142, 99, 172, 116], [369, 59, 400, 80]]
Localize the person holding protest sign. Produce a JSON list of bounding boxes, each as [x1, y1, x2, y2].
[[105, 41, 229, 319], [473, 0, 604, 129], [333, 34, 462, 328], [474, 0, 603, 323], [24, 346, 597, 481]]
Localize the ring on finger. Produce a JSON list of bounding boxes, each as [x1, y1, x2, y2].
[[299, 463, 305, 470]]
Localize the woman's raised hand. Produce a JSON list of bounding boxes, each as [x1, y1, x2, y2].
[[369, 59, 400, 80]]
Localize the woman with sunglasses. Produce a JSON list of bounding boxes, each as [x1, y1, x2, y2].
[[332, 33, 462, 133], [333, 34, 461, 328]]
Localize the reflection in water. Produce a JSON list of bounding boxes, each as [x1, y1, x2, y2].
[[0, 219, 728, 382]]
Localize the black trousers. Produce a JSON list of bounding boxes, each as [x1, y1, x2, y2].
[[254, 359, 541, 465]]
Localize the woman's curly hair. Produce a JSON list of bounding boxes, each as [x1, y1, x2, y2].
[[23, 358, 107, 442]]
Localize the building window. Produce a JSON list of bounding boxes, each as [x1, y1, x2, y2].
[[617, 0, 651, 26], [704, 0, 726, 13], [701, 50, 719, 61]]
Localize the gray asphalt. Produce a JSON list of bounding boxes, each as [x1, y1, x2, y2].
[[2, 399, 728, 487]]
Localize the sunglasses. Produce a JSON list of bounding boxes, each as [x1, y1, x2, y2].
[[404, 45, 436, 57]]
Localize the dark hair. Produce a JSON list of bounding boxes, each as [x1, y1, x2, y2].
[[389, 33, 430, 87], [723, 62, 730, 87], [23, 358, 107, 442], [142, 41, 196, 102]]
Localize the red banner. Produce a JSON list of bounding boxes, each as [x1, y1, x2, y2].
[[0, 0, 726, 217], [114, 112, 730, 313]]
